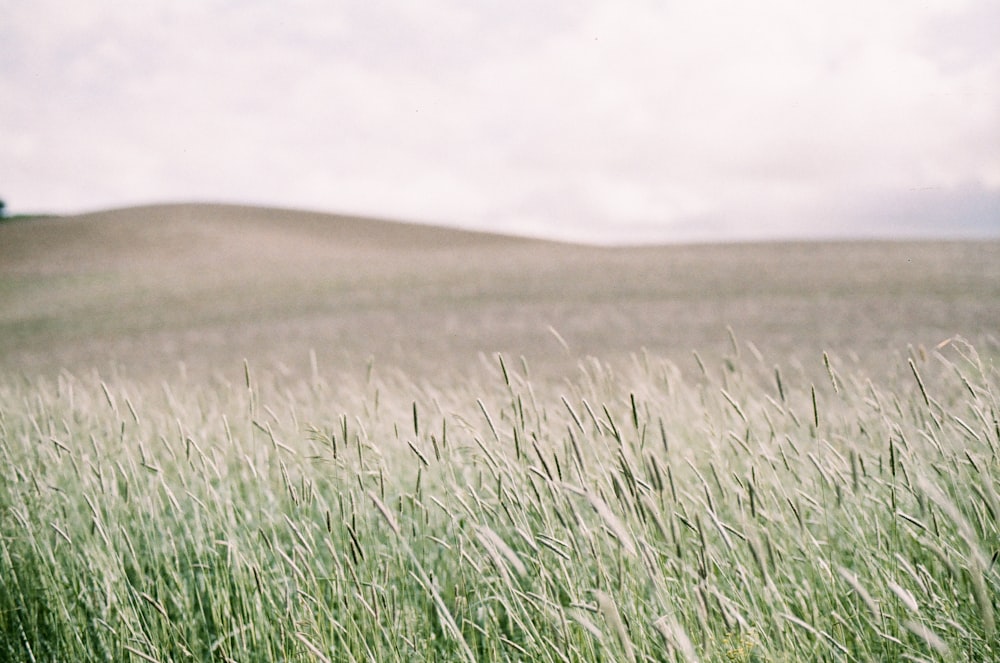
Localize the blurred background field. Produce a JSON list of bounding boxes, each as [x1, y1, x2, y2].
[[1, 203, 998, 384]]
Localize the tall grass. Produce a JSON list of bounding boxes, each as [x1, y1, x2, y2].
[[1, 339, 997, 661]]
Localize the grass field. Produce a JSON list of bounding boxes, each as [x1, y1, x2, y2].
[[3, 204, 998, 382], [1, 204, 999, 661]]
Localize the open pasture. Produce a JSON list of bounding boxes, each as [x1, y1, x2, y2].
[[2, 204, 998, 382], [1, 204, 999, 661]]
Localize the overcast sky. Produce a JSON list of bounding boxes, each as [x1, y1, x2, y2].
[[2, 1, 998, 243]]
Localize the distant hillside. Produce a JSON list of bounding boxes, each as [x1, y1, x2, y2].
[[2, 203, 998, 383], [0, 203, 546, 277]]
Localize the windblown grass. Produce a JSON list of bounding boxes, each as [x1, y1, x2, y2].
[[1, 338, 998, 661]]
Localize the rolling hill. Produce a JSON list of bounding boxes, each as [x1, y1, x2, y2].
[[2, 203, 998, 383]]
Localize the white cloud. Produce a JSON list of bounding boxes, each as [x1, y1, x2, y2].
[[1, 0, 997, 242]]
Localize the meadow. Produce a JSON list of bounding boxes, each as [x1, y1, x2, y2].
[[3, 204, 998, 382], [1, 205, 999, 661]]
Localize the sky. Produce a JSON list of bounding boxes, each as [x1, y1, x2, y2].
[[2, 1, 999, 244]]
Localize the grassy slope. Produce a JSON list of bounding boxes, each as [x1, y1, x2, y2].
[[1, 203, 998, 383], [2, 204, 1000, 661]]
